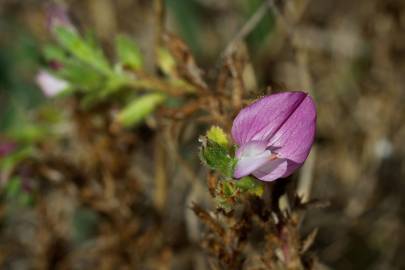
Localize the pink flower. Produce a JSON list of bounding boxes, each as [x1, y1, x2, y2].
[[231, 91, 316, 181], [46, 3, 75, 33], [36, 70, 69, 97], [0, 140, 16, 158]]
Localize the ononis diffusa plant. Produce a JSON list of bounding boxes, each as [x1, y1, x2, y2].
[[1, 2, 326, 269]]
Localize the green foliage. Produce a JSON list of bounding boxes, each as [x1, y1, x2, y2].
[[158, 48, 177, 77], [215, 180, 239, 213], [215, 177, 264, 212], [40, 26, 193, 127], [115, 35, 143, 70], [0, 27, 43, 132], [117, 93, 166, 127], [0, 146, 34, 172], [200, 138, 237, 178], [58, 61, 100, 91], [200, 126, 235, 177], [165, 0, 202, 54], [6, 117, 49, 143], [3, 177, 34, 206], [48, 27, 113, 95], [54, 27, 111, 74], [235, 176, 264, 196], [43, 44, 67, 63], [241, 0, 276, 48]]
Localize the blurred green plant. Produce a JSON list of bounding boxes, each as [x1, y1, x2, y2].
[[0, 141, 36, 207], [241, 0, 275, 48], [117, 93, 166, 127], [41, 26, 194, 127], [0, 25, 43, 133], [2, 176, 34, 207], [0, 146, 33, 173], [115, 35, 143, 71], [166, 0, 202, 55]]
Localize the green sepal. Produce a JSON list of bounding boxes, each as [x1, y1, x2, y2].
[[206, 126, 228, 147], [235, 176, 264, 197], [200, 138, 236, 178]]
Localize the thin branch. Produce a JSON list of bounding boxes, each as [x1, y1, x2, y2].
[[153, 0, 166, 72], [223, 0, 276, 56]]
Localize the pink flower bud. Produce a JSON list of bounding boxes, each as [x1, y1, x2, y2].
[[232, 91, 316, 181], [36, 70, 69, 97], [46, 3, 75, 33]]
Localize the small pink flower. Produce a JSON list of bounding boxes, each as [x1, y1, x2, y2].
[[0, 140, 16, 158], [46, 3, 74, 33], [36, 70, 69, 97], [232, 91, 316, 181]]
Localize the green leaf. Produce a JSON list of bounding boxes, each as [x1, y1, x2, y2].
[[3, 177, 34, 207], [117, 93, 166, 127], [98, 70, 130, 97], [115, 35, 143, 70], [4, 177, 22, 199], [0, 146, 34, 172], [157, 48, 176, 76], [222, 181, 236, 197], [43, 44, 67, 63], [166, 0, 202, 54], [214, 180, 238, 213], [7, 122, 47, 143], [241, 0, 275, 48], [18, 192, 34, 206], [54, 26, 111, 75], [58, 59, 103, 91]]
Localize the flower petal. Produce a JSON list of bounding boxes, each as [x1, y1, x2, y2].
[[36, 70, 69, 97], [235, 140, 268, 159], [252, 158, 288, 182], [233, 150, 272, 179], [0, 140, 16, 158], [267, 94, 316, 165], [231, 92, 308, 145]]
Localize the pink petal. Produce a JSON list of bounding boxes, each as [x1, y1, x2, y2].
[[235, 140, 268, 159], [233, 141, 272, 179], [231, 91, 316, 182], [36, 70, 69, 97], [0, 140, 16, 158], [268, 94, 316, 165], [234, 151, 272, 179], [252, 158, 288, 182], [231, 92, 308, 145]]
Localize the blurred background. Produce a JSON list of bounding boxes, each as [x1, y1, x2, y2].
[[1, 0, 405, 269]]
